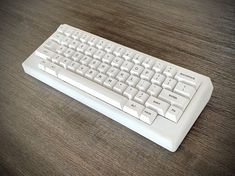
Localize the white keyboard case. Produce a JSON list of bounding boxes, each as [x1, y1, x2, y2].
[[22, 24, 213, 152]]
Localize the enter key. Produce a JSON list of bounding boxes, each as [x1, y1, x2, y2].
[[159, 89, 190, 110]]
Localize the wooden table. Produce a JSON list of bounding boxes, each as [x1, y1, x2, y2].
[[0, 0, 234, 175]]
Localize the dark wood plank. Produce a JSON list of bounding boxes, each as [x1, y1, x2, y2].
[[0, 0, 235, 175]]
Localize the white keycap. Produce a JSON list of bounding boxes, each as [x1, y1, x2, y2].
[[71, 30, 82, 39], [35, 47, 55, 60], [38, 60, 48, 70], [142, 58, 155, 68], [67, 61, 80, 71], [72, 52, 84, 61], [56, 45, 67, 54], [97, 63, 110, 73], [85, 46, 97, 56], [59, 57, 71, 69], [126, 75, 140, 87], [158, 89, 190, 110], [44, 40, 59, 52], [140, 108, 158, 124], [69, 40, 80, 49], [130, 65, 144, 76], [113, 82, 128, 94], [57, 25, 67, 33], [85, 69, 98, 80], [123, 86, 138, 99], [103, 77, 117, 89], [121, 61, 134, 72], [123, 50, 134, 60], [106, 67, 119, 77], [94, 73, 107, 84], [88, 59, 101, 69], [102, 53, 114, 63], [44, 61, 62, 76], [80, 33, 90, 42], [133, 54, 144, 64], [93, 50, 105, 60], [174, 82, 196, 99], [64, 28, 74, 36], [162, 77, 177, 90], [76, 65, 89, 75], [113, 46, 125, 56], [111, 57, 124, 67], [58, 69, 128, 109], [88, 36, 98, 46], [77, 43, 88, 52], [116, 71, 129, 82], [153, 61, 165, 73], [63, 48, 75, 58], [134, 91, 149, 104], [50, 32, 65, 43], [163, 65, 177, 77], [147, 84, 162, 97], [140, 69, 154, 80], [165, 106, 183, 123], [61, 37, 72, 46], [145, 96, 170, 116], [136, 79, 151, 92], [96, 40, 106, 49], [123, 100, 144, 118], [51, 54, 63, 63], [105, 43, 115, 53], [175, 70, 201, 89], [151, 73, 165, 85], [80, 56, 92, 65]]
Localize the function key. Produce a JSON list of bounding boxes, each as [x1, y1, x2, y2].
[[165, 106, 183, 123]]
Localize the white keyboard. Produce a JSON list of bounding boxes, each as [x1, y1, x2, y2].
[[22, 24, 213, 152]]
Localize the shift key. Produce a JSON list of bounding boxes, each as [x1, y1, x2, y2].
[[145, 96, 170, 116]]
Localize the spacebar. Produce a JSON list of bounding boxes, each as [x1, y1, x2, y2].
[[58, 69, 128, 109]]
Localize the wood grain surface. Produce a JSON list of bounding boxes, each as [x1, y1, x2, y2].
[[0, 0, 235, 175]]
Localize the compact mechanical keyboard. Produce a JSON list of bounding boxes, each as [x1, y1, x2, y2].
[[22, 24, 213, 152]]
